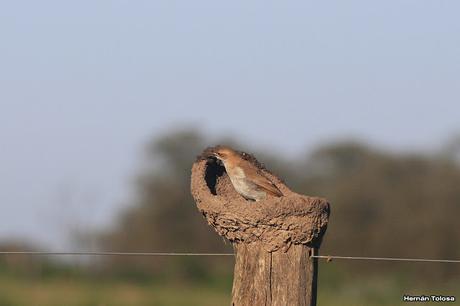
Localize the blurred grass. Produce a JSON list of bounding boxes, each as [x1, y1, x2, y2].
[[0, 275, 231, 306], [0, 263, 458, 306]]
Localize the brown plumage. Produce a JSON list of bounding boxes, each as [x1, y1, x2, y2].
[[210, 146, 283, 201]]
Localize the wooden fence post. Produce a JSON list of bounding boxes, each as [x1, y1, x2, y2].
[[191, 149, 330, 306]]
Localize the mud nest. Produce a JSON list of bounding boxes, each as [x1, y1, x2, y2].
[[190, 147, 330, 252]]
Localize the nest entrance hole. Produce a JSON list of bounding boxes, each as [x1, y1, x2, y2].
[[204, 158, 226, 195]]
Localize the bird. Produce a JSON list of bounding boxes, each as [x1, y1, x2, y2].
[[210, 146, 283, 201]]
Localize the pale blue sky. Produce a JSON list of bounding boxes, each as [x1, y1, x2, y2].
[[1, 1, 459, 248]]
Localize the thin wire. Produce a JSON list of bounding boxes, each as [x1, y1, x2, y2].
[[0, 251, 234, 256], [311, 255, 460, 264], [0, 251, 459, 263]]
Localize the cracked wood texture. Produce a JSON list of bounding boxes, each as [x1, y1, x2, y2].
[[232, 244, 318, 306], [191, 148, 330, 306]]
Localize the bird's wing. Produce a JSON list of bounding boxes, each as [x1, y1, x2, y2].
[[244, 163, 283, 197], [253, 177, 283, 197]]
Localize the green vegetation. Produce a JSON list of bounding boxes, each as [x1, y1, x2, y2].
[[98, 130, 460, 280], [0, 274, 230, 306], [1, 129, 460, 305], [0, 264, 458, 306]]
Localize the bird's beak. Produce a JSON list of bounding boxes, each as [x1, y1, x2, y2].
[[211, 152, 225, 166], [210, 152, 224, 161]]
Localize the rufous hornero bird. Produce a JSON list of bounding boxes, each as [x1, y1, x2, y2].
[[210, 146, 283, 201]]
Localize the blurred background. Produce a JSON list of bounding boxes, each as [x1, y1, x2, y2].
[[1, 1, 460, 305]]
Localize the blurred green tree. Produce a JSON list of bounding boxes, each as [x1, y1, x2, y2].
[[302, 142, 460, 278], [98, 129, 460, 281], [99, 130, 240, 281]]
